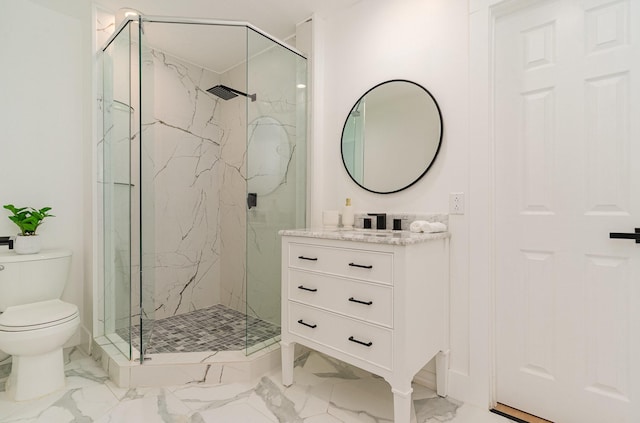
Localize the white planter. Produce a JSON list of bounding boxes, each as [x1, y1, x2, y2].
[[14, 234, 41, 254]]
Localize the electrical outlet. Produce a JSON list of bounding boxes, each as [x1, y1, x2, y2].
[[449, 192, 465, 215]]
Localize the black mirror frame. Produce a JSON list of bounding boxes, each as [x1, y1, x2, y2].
[[340, 79, 444, 194]]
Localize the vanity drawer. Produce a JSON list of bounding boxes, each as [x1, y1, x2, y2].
[[288, 242, 393, 285], [288, 302, 392, 369], [288, 269, 393, 328]]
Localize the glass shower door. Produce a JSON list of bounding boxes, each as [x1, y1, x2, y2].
[[138, 18, 156, 361], [245, 29, 307, 354], [102, 22, 134, 360]]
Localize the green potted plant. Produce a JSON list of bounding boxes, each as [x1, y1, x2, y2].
[[3, 204, 54, 254]]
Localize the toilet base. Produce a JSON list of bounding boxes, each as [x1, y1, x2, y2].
[[6, 347, 66, 401]]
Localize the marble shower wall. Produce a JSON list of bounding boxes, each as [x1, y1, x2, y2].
[[141, 49, 225, 320]]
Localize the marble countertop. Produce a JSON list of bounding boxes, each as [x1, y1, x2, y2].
[[279, 228, 450, 246]]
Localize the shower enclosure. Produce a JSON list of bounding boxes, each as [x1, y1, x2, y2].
[[100, 16, 307, 362]]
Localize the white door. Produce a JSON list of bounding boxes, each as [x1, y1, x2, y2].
[[494, 0, 640, 422]]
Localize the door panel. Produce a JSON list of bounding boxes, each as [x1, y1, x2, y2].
[[494, 1, 639, 422]]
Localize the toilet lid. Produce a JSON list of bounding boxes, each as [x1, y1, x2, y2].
[[0, 299, 78, 332]]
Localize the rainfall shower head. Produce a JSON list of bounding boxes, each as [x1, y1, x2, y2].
[[206, 84, 256, 102]]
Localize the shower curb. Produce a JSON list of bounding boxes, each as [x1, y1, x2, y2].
[[92, 336, 283, 388]]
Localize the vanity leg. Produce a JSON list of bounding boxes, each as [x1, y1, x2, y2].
[[280, 341, 295, 386], [436, 349, 450, 397], [391, 385, 414, 423]]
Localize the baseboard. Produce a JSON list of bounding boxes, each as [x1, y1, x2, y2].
[[79, 325, 93, 355], [413, 368, 437, 391], [0, 354, 11, 366], [64, 324, 93, 355]]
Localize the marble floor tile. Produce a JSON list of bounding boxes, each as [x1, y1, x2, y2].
[[281, 378, 334, 419], [197, 402, 277, 423], [303, 415, 343, 423], [171, 382, 256, 412], [0, 347, 512, 423], [92, 388, 194, 423], [328, 378, 395, 422], [0, 389, 67, 422]]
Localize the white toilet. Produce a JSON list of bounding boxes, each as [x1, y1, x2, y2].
[[0, 249, 80, 401]]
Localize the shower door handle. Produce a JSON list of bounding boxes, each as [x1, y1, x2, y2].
[[247, 193, 257, 209]]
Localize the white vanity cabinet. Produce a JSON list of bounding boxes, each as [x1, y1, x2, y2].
[[280, 230, 450, 423]]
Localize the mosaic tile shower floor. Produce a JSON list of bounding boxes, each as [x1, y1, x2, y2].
[[116, 304, 280, 354]]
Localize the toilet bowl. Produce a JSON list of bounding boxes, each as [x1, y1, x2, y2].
[[0, 299, 79, 401], [0, 249, 79, 401]]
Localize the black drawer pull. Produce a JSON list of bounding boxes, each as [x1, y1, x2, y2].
[[348, 297, 373, 306], [348, 336, 372, 347], [298, 256, 318, 261], [298, 285, 318, 292], [297, 319, 317, 329], [348, 262, 373, 269]]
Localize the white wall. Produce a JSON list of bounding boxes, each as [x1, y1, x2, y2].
[[0, 0, 93, 349], [312, 0, 473, 402]]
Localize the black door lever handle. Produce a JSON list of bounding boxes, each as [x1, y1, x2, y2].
[[609, 228, 640, 243]]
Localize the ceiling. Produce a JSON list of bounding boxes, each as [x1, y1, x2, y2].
[[98, 0, 359, 73], [97, 0, 360, 43], [141, 23, 252, 74]]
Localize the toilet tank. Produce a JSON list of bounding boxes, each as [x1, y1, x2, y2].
[[0, 249, 72, 312]]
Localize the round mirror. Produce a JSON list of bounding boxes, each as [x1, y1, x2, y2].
[[341, 80, 443, 194]]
